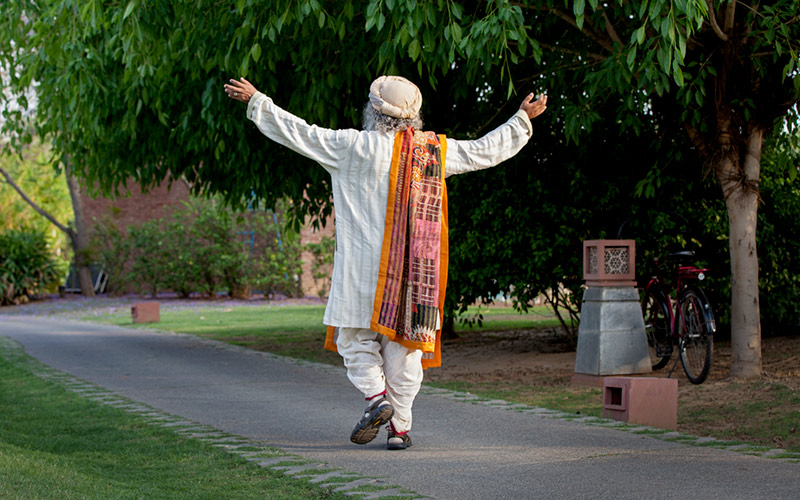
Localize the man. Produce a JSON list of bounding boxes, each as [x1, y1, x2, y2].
[[225, 75, 547, 450]]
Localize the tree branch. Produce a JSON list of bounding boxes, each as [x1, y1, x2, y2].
[[602, 11, 622, 45], [545, 286, 578, 345], [724, 0, 736, 33], [550, 7, 615, 52], [510, 2, 616, 53], [0, 164, 72, 236], [705, 0, 730, 41], [538, 42, 607, 61], [472, 56, 603, 135], [683, 122, 709, 158]]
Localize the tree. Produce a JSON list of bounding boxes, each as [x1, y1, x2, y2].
[[0, 154, 96, 296], [1, 43, 94, 296], [526, 0, 800, 377], [1, 0, 798, 377], [357, 0, 800, 378]]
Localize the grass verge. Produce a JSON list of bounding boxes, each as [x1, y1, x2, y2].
[[0, 339, 347, 500], [426, 380, 603, 418], [677, 378, 800, 451], [97, 303, 559, 366]]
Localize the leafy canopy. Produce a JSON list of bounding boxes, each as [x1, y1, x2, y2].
[[1, 1, 799, 333], [1, 1, 798, 216]]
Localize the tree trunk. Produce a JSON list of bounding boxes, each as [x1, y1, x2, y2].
[[717, 127, 763, 378], [441, 314, 458, 339], [65, 158, 96, 297]]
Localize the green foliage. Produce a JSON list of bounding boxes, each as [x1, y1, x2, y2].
[[758, 128, 800, 333], [248, 208, 304, 298], [183, 201, 246, 297], [304, 235, 335, 299], [91, 199, 302, 298], [0, 0, 797, 206], [127, 220, 170, 297], [0, 228, 61, 305], [91, 218, 131, 296], [1, 0, 797, 228], [0, 142, 71, 271]]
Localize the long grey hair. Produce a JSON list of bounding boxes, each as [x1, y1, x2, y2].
[[362, 103, 423, 133]]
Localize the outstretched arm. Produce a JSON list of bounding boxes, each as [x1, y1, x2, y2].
[[444, 93, 548, 177], [223, 77, 357, 171]]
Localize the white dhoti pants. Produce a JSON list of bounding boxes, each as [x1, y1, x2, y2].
[[335, 327, 423, 433]]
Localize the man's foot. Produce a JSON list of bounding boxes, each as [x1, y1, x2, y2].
[[350, 397, 394, 445], [387, 427, 412, 450]]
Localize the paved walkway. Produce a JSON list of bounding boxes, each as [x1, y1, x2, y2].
[[1, 316, 798, 499]]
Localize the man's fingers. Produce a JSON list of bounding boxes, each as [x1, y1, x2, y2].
[[520, 93, 548, 119], [524, 93, 534, 105], [224, 79, 252, 101], [227, 79, 245, 91], [223, 82, 249, 102]]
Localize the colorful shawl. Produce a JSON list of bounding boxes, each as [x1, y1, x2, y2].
[[325, 128, 448, 369]]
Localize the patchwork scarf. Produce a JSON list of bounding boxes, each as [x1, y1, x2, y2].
[[325, 128, 448, 369]]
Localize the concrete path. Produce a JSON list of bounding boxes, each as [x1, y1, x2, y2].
[[1, 316, 798, 500]]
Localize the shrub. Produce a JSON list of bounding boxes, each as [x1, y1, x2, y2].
[[247, 210, 303, 298], [184, 200, 245, 297], [92, 217, 132, 295], [159, 214, 197, 298], [127, 220, 172, 297], [304, 235, 335, 299], [92, 197, 303, 299], [0, 228, 61, 305]]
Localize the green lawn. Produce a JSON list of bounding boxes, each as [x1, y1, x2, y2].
[[453, 303, 564, 330], [0, 339, 350, 499], [107, 305, 341, 365], [96, 303, 562, 366]]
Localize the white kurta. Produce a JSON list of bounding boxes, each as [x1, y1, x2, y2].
[[247, 92, 533, 328]]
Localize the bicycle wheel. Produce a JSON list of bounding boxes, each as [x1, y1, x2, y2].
[[641, 288, 672, 370], [678, 287, 714, 384]]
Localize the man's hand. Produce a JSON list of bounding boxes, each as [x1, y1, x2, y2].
[[520, 93, 548, 120], [224, 77, 258, 103]]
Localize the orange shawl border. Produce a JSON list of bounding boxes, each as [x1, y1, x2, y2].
[[324, 134, 448, 370]]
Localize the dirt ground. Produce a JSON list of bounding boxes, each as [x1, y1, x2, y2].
[[425, 326, 800, 448], [429, 327, 800, 391]]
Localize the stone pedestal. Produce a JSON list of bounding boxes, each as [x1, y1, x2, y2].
[[574, 287, 651, 376]]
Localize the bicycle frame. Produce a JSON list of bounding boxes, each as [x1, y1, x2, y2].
[[644, 260, 715, 337], [636, 229, 718, 384]]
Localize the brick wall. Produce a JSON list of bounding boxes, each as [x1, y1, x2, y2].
[[80, 179, 191, 237]]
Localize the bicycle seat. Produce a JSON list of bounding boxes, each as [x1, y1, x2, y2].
[[667, 250, 695, 259]]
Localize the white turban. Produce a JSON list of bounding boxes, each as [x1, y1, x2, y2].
[[368, 76, 422, 119]]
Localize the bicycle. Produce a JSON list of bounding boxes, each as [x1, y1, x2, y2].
[[641, 250, 717, 384]]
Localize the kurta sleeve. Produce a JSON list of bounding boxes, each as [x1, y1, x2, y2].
[[444, 109, 533, 177], [246, 91, 358, 172]]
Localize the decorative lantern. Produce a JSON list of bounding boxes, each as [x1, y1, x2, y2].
[[583, 240, 636, 287], [574, 238, 651, 379]]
